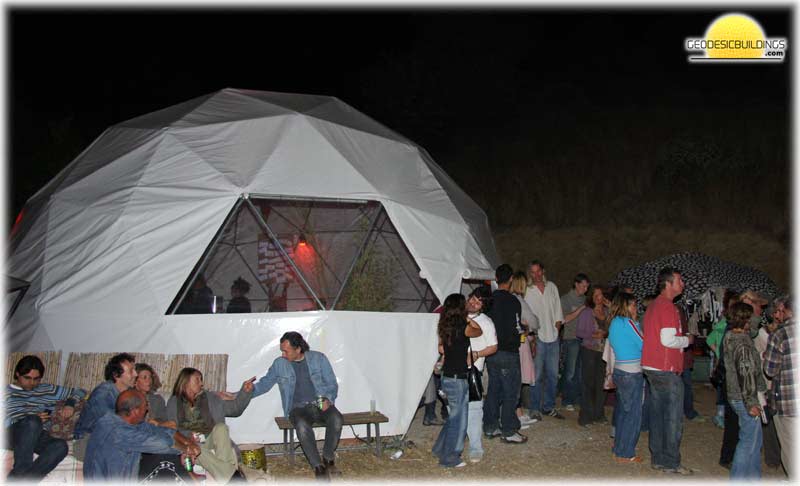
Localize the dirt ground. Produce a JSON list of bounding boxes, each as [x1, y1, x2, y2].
[[259, 382, 788, 483]]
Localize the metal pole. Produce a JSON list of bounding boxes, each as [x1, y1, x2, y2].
[[244, 198, 325, 310]]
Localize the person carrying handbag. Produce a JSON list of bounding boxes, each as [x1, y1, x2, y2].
[[431, 294, 483, 468], [464, 286, 497, 463]]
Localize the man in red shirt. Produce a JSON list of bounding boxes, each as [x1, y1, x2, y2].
[[641, 267, 694, 475]]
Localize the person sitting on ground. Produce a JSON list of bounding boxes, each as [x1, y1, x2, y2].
[[4, 355, 86, 480], [166, 367, 255, 483], [134, 363, 173, 428], [252, 331, 343, 479], [227, 277, 252, 313], [73, 352, 138, 460], [134, 363, 191, 481], [723, 302, 767, 480], [83, 389, 200, 482]]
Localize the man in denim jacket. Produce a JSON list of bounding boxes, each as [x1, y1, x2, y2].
[[252, 331, 342, 479]]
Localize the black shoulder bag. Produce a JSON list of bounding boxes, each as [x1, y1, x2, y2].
[[467, 343, 484, 402]]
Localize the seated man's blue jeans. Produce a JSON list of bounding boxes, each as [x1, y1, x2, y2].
[[729, 400, 762, 480], [643, 369, 684, 469], [561, 338, 582, 406], [289, 402, 344, 468], [612, 369, 644, 458], [6, 415, 68, 479], [530, 339, 560, 412], [432, 377, 469, 467], [483, 350, 521, 437]]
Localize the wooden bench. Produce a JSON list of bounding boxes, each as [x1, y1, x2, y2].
[[274, 412, 389, 463]]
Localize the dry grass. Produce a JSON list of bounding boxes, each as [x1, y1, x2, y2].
[[494, 224, 790, 294]]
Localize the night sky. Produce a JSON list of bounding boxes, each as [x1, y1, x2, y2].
[[9, 8, 792, 233]]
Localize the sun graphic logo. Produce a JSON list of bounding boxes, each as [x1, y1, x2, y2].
[[685, 13, 787, 63]]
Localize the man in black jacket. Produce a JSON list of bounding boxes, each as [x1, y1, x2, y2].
[[482, 264, 527, 444]]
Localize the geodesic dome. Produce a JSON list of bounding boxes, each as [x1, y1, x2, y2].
[[7, 88, 499, 443]]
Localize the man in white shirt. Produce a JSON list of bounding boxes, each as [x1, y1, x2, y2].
[[524, 260, 565, 420], [465, 286, 497, 462]]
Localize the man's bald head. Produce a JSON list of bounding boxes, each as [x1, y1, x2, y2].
[[116, 389, 147, 423]]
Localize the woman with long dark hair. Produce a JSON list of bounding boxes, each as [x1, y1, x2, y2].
[[431, 293, 482, 468]]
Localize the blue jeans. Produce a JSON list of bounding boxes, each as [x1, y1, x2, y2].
[[530, 339, 560, 412], [681, 369, 699, 419], [466, 400, 483, 459], [561, 339, 582, 406], [483, 350, 521, 437], [289, 403, 344, 468], [641, 379, 651, 432], [612, 369, 644, 458], [6, 415, 68, 480], [432, 377, 469, 467], [644, 369, 684, 469], [730, 400, 762, 480]]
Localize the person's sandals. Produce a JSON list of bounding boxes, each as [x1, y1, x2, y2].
[[614, 455, 643, 464]]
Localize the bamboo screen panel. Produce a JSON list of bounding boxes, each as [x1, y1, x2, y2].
[[63, 353, 228, 393], [4, 351, 62, 386]]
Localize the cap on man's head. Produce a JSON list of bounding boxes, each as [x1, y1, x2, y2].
[[741, 290, 768, 306]]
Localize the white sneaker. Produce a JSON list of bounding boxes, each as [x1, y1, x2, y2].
[[519, 414, 536, 425], [469, 455, 482, 463], [454, 461, 467, 468], [501, 432, 528, 444], [565, 404, 575, 412]]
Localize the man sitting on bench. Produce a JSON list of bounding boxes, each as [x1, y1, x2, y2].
[[252, 331, 343, 480]]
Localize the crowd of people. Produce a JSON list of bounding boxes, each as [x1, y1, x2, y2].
[[429, 261, 795, 481], [4, 331, 345, 483], [4, 261, 795, 482]]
